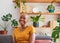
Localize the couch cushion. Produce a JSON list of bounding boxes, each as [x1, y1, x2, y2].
[[0, 35, 13, 43], [35, 40, 51, 43]]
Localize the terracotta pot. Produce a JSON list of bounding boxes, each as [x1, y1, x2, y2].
[[0, 30, 8, 35]]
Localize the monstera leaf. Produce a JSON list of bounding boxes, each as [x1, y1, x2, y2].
[[52, 18, 60, 42], [53, 26, 60, 31], [57, 18, 60, 23], [11, 19, 18, 27], [52, 31, 59, 42], [1, 13, 12, 21]]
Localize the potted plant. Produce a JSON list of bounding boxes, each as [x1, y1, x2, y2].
[[52, 18, 60, 43], [14, 0, 26, 13], [47, 0, 55, 13], [14, 0, 26, 8], [30, 14, 41, 27], [0, 13, 18, 35], [0, 13, 12, 34]]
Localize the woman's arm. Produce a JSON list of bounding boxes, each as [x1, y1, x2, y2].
[[29, 33, 35, 43], [12, 36, 17, 43]]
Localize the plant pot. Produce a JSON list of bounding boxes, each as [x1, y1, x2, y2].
[[33, 22, 39, 27], [48, 9, 55, 13], [47, 3, 55, 13], [0, 30, 8, 35]]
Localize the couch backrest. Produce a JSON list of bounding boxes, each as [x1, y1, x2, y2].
[[35, 34, 52, 40], [0, 35, 13, 43]]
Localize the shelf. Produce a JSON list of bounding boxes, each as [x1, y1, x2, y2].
[[20, 12, 60, 15], [21, 0, 60, 3], [13, 0, 60, 3], [35, 27, 51, 28], [21, 0, 53, 3], [13, 0, 16, 3]]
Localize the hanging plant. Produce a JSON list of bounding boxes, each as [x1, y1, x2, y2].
[[47, 1, 55, 13], [14, 0, 26, 8], [16, 0, 20, 7], [0, 13, 18, 35]]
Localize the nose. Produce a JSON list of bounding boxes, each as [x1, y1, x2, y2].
[[19, 18, 25, 22], [21, 19, 24, 21]]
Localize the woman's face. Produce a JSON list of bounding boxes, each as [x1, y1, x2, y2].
[[19, 15, 27, 26]]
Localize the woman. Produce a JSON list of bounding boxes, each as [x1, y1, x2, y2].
[[12, 14, 35, 43]]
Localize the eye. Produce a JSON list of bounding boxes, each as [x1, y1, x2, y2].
[[23, 17, 26, 19]]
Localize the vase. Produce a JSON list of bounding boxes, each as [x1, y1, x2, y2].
[[48, 9, 55, 13], [33, 22, 39, 27]]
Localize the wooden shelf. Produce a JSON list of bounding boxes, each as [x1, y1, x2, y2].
[[13, 0, 60, 3], [20, 12, 60, 15], [12, 0, 16, 3], [21, 0, 53, 3], [35, 27, 51, 28], [55, 0, 60, 3], [20, 0, 60, 3]]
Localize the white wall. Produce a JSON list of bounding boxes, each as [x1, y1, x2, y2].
[[25, 3, 60, 36], [0, 0, 60, 35], [0, 0, 20, 35]]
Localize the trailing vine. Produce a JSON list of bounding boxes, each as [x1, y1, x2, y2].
[[14, 0, 26, 8]]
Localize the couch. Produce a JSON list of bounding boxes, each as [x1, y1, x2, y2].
[[0, 34, 52, 43], [0, 35, 13, 43]]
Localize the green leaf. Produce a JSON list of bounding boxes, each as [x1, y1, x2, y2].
[[53, 26, 60, 32], [16, 0, 20, 3], [35, 16, 40, 22], [23, 0, 26, 5], [14, 6, 17, 8], [47, 4, 55, 10], [57, 18, 60, 23], [1, 13, 12, 21], [52, 31, 59, 42], [4, 27, 7, 30], [30, 15, 41, 23], [11, 19, 18, 27], [16, 0, 20, 7], [15, 0, 26, 7], [17, 3, 20, 7], [53, 38, 57, 42], [52, 18, 60, 42], [6, 13, 12, 18], [30, 16, 35, 22]]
